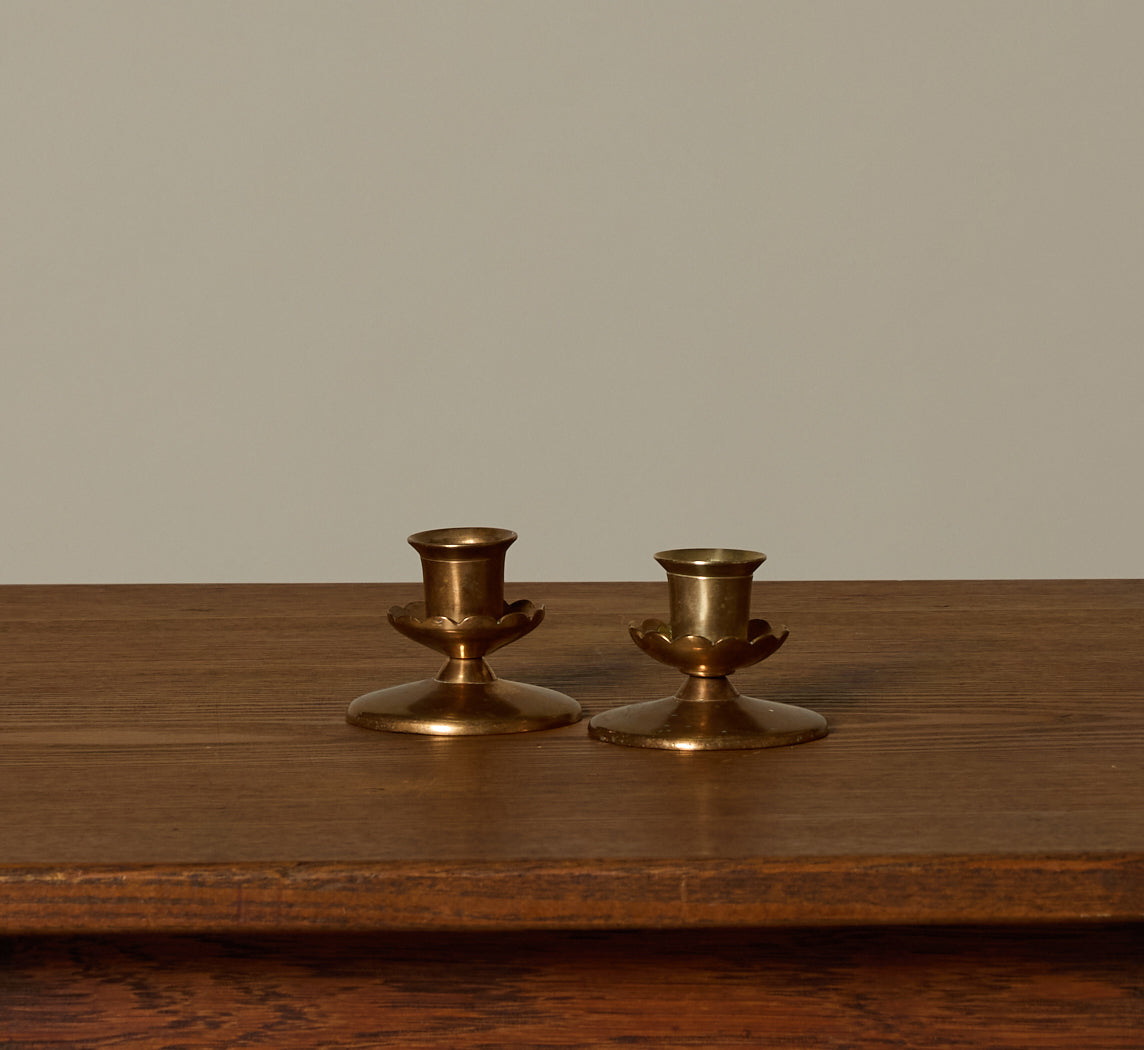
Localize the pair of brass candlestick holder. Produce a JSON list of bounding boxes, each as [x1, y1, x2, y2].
[[346, 527, 828, 751]]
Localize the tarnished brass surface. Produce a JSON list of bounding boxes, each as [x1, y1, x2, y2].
[[586, 685, 828, 751], [409, 527, 515, 621], [347, 677, 581, 736], [589, 548, 828, 751], [388, 599, 543, 660], [629, 617, 788, 678], [347, 528, 580, 735], [655, 547, 764, 641]]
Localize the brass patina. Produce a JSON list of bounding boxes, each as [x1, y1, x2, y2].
[[347, 527, 581, 735], [588, 548, 828, 750]]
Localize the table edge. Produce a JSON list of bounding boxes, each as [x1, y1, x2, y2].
[[2, 852, 1140, 935]]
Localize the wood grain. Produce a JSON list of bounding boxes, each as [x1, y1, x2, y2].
[[2, 581, 1142, 933], [2, 926, 1141, 1049], [1, 854, 1141, 935]]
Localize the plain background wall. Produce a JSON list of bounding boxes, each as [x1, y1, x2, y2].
[[3, 1, 1141, 584]]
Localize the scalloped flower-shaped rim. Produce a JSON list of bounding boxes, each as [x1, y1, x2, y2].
[[630, 617, 789, 676], [388, 598, 542, 632], [387, 598, 544, 659]]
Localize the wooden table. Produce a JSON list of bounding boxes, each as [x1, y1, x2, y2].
[[1, 581, 1141, 1047]]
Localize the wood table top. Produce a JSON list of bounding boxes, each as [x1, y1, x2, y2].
[[1, 580, 1141, 933]]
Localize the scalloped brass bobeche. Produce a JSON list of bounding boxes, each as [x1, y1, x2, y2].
[[347, 528, 581, 736], [388, 598, 544, 660], [589, 547, 827, 751], [629, 617, 789, 678]]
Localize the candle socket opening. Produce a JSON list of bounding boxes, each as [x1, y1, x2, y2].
[[655, 548, 765, 641], [409, 526, 517, 621]]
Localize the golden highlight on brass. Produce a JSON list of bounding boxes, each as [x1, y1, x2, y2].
[[347, 527, 581, 735], [588, 548, 828, 751]]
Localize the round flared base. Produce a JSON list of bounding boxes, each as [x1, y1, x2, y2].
[[347, 678, 581, 736], [587, 693, 828, 751]]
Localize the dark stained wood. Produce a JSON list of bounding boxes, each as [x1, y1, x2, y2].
[[2, 581, 1142, 1046], [1, 855, 1142, 935], [1, 581, 1142, 933], [2, 926, 1141, 1049]]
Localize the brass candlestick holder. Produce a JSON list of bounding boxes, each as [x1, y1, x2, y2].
[[588, 548, 828, 751], [347, 527, 581, 735]]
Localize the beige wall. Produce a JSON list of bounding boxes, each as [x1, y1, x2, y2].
[[3, 1, 1141, 583]]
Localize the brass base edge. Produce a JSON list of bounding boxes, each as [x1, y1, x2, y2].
[[587, 694, 828, 751], [347, 678, 581, 736]]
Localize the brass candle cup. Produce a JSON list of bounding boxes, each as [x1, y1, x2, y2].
[[588, 548, 828, 751], [347, 527, 581, 735]]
